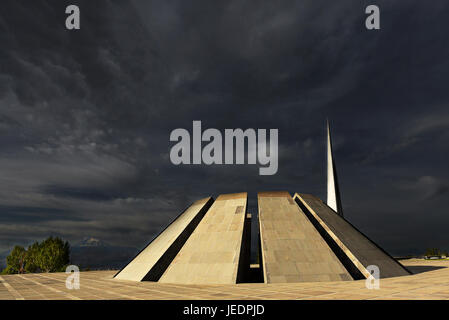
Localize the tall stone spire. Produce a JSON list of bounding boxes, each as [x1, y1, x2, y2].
[[327, 120, 343, 216]]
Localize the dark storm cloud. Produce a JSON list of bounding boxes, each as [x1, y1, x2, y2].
[[0, 0, 448, 261], [0, 205, 74, 223]]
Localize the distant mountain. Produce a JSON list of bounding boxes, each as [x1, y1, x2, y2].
[[70, 237, 138, 270], [76, 237, 108, 247]]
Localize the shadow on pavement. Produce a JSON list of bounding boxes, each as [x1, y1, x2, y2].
[[406, 265, 447, 274]]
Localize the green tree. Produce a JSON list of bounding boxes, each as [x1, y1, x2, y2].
[[1, 266, 14, 275], [2, 237, 71, 274], [24, 241, 41, 273], [3, 246, 27, 274], [35, 237, 70, 272], [425, 248, 441, 256]]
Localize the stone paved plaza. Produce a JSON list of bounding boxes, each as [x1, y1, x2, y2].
[[1, 259, 448, 300]]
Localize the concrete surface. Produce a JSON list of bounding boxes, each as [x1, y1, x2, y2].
[[1, 259, 448, 300], [294, 193, 410, 278], [159, 193, 249, 284], [115, 197, 213, 281], [258, 191, 352, 283]]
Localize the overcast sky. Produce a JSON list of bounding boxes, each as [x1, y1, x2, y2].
[[0, 0, 448, 261]]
